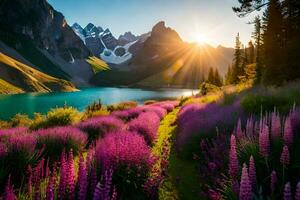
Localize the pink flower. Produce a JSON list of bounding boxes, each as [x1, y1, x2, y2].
[[78, 155, 88, 200], [58, 151, 67, 199], [270, 171, 277, 194], [271, 111, 281, 139], [46, 175, 54, 200], [259, 125, 270, 158], [249, 156, 256, 189], [66, 150, 75, 198], [280, 145, 290, 166], [239, 164, 252, 200], [284, 182, 292, 200], [3, 176, 16, 200], [284, 117, 293, 146], [295, 182, 300, 200], [236, 119, 244, 139], [229, 135, 239, 179]]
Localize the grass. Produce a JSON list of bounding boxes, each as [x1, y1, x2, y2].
[[86, 56, 110, 74], [0, 32, 70, 80], [153, 108, 202, 200], [0, 79, 23, 94]]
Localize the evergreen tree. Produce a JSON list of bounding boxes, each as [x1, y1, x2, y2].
[[231, 33, 243, 84], [225, 65, 233, 85], [252, 16, 263, 83], [248, 41, 255, 64], [213, 68, 223, 86], [262, 0, 285, 85], [207, 67, 215, 84], [233, 0, 300, 85]]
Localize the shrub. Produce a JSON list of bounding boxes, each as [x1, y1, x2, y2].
[[10, 114, 32, 127], [176, 102, 244, 159], [128, 112, 161, 145], [0, 128, 38, 186], [152, 101, 178, 112], [95, 131, 153, 198], [31, 107, 80, 130], [142, 106, 167, 119], [144, 100, 157, 105], [112, 107, 144, 121], [77, 116, 125, 144], [33, 126, 87, 159], [107, 101, 138, 112]]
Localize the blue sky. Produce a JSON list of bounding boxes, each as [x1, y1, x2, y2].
[[48, 0, 261, 47]]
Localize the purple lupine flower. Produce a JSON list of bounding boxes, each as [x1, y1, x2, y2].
[[93, 183, 102, 200], [58, 151, 67, 199], [280, 145, 290, 166], [93, 169, 114, 200], [78, 154, 88, 200], [77, 116, 125, 142], [245, 117, 254, 138], [142, 105, 167, 119], [236, 119, 244, 139], [33, 126, 87, 156], [270, 170, 277, 194], [95, 131, 152, 170], [66, 150, 75, 198], [229, 135, 239, 179], [284, 117, 293, 146], [90, 166, 98, 196], [3, 176, 15, 200], [259, 125, 270, 158], [249, 156, 256, 189], [291, 107, 300, 133], [111, 187, 118, 200], [239, 164, 252, 200], [128, 112, 161, 145], [295, 182, 300, 200], [46, 175, 54, 200], [271, 111, 281, 139], [284, 182, 292, 200]]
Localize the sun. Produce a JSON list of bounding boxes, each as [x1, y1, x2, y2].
[[195, 34, 208, 45]]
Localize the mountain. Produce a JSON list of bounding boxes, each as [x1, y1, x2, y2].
[[91, 21, 234, 88], [0, 52, 76, 94], [118, 32, 138, 46], [0, 0, 94, 87]]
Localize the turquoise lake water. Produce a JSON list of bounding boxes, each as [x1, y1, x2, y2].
[[0, 87, 194, 120]]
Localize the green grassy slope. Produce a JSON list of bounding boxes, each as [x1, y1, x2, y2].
[[0, 52, 77, 94]]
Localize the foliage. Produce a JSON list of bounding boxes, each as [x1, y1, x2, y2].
[[30, 107, 80, 130], [107, 101, 138, 112], [10, 114, 32, 127], [77, 116, 124, 144], [33, 126, 87, 159], [86, 56, 110, 74]]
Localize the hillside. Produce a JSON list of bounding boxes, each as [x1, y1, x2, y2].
[[91, 22, 234, 89], [0, 53, 77, 94], [0, 0, 93, 87]]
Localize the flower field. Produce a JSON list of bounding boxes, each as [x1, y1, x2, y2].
[[1, 84, 300, 200]]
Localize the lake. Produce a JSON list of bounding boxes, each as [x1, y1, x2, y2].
[[0, 87, 195, 120]]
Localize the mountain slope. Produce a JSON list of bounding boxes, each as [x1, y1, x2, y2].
[[0, 0, 93, 87], [0, 53, 77, 94], [91, 21, 234, 88]]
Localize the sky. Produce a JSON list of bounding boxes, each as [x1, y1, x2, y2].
[[48, 0, 261, 48]]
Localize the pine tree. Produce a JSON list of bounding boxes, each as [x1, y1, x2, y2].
[[263, 0, 285, 85], [252, 16, 263, 83], [214, 68, 223, 87], [207, 67, 215, 84], [232, 33, 243, 84], [225, 65, 233, 85], [248, 41, 255, 64]]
